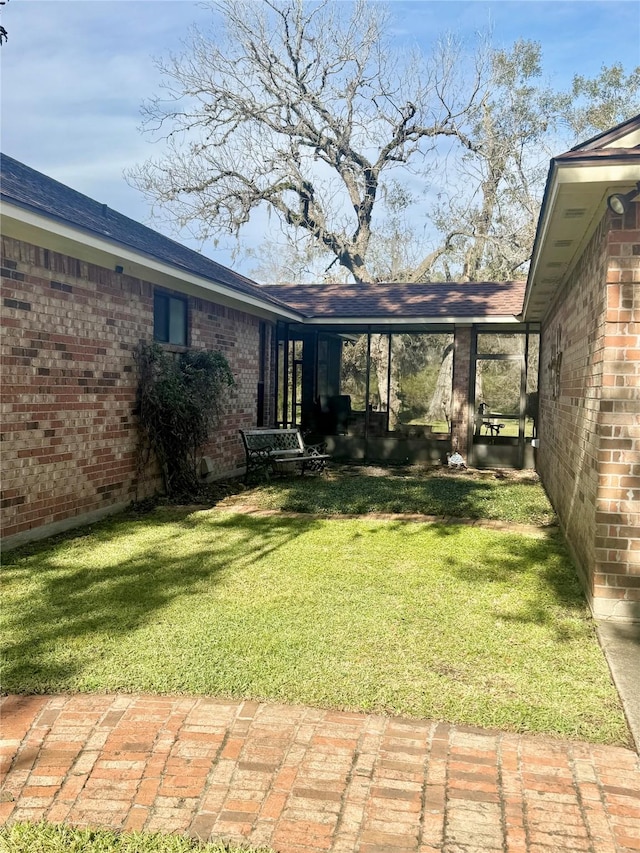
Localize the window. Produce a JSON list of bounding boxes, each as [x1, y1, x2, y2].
[[153, 291, 188, 346]]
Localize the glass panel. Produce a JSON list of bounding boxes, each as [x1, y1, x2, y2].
[[525, 333, 540, 437], [390, 333, 454, 436], [339, 334, 384, 436], [277, 340, 286, 426], [287, 340, 296, 427], [368, 333, 389, 412], [340, 334, 369, 412], [153, 292, 169, 342], [317, 337, 328, 397], [169, 297, 187, 345], [476, 333, 526, 355]]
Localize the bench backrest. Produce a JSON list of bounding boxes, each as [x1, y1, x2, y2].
[[241, 428, 304, 454]]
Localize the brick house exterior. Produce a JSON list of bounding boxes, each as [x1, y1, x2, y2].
[[1, 155, 299, 547], [3, 112, 639, 625], [523, 114, 640, 621]]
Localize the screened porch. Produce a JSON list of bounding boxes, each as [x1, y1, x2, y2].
[[273, 322, 540, 469]]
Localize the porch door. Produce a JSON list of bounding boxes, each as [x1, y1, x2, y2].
[[469, 331, 532, 469], [277, 336, 303, 429]]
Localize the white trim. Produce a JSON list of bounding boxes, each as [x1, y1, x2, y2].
[[1, 202, 302, 322], [554, 162, 640, 185], [522, 167, 561, 320]]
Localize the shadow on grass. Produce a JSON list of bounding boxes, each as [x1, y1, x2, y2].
[[0, 511, 320, 692], [2, 507, 586, 699], [425, 522, 587, 635], [247, 470, 555, 525]]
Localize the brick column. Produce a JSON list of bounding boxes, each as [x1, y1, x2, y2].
[[451, 326, 472, 460]]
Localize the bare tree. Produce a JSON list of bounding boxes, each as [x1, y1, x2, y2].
[[127, 0, 484, 285], [412, 41, 555, 283], [128, 0, 639, 288], [420, 45, 640, 283], [0, 0, 9, 46]]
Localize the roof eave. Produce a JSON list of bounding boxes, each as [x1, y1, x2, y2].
[[294, 314, 525, 326], [1, 200, 303, 322], [523, 152, 640, 322]]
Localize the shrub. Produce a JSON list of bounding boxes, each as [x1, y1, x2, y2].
[[135, 343, 235, 497]]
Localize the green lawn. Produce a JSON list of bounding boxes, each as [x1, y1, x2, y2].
[[1, 493, 628, 745], [0, 822, 270, 853], [233, 465, 556, 524]]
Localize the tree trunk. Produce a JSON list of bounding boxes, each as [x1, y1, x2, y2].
[[426, 343, 454, 426], [370, 334, 401, 430]]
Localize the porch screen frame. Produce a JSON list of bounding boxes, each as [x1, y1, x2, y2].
[[467, 323, 540, 468]]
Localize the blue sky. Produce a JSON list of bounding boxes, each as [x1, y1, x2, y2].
[[2, 0, 639, 275]]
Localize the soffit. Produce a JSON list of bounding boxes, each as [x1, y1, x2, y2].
[[523, 147, 640, 322]]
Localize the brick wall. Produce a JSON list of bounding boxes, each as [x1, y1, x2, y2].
[[538, 204, 640, 621], [190, 297, 275, 476], [1, 236, 274, 547], [596, 202, 640, 620]]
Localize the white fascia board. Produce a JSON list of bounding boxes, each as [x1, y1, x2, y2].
[[301, 315, 521, 326], [555, 161, 640, 185], [523, 165, 561, 320], [1, 202, 301, 322]]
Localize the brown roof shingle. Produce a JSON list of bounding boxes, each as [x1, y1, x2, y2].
[[261, 281, 526, 320]]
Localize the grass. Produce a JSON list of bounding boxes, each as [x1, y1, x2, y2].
[[233, 464, 556, 525], [1, 485, 629, 745], [0, 822, 271, 852]]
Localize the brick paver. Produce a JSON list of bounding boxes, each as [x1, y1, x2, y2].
[[1, 694, 638, 852]]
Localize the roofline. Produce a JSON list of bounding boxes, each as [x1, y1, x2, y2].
[[522, 158, 558, 320], [0, 159, 281, 306], [1, 200, 303, 322], [523, 154, 640, 320], [293, 314, 524, 326], [569, 112, 640, 152], [555, 149, 640, 164]]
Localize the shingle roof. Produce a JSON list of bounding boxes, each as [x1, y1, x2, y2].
[[261, 281, 526, 320], [1, 154, 527, 324], [567, 112, 640, 152], [555, 147, 640, 163], [0, 153, 294, 313]]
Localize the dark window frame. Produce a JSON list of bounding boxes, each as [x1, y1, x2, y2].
[[153, 290, 188, 346]]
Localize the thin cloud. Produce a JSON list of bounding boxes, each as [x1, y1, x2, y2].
[[2, 0, 638, 275]]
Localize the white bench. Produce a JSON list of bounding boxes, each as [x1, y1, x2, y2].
[[239, 428, 330, 480]]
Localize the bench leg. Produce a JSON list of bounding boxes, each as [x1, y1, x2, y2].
[[244, 451, 272, 483]]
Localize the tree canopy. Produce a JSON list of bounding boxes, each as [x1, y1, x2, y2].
[[128, 0, 640, 284]]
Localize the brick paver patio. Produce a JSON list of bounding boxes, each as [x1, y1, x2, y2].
[[1, 693, 639, 852]]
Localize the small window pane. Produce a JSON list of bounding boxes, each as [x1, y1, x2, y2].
[[169, 297, 187, 346], [153, 293, 169, 342], [477, 333, 525, 355]]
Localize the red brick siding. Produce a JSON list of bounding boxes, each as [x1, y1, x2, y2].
[[1, 237, 274, 546], [191, 298, 275, 475], [595, 204, 640, 619], [538, 205, 640, 621]]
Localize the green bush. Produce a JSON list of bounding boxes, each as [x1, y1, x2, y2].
[[135, 343, 235, 498]]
